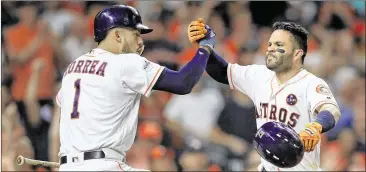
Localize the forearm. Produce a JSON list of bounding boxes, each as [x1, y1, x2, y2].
[[194, 1, 216, 23], [314, 103, 341, 133], [165, 120, 185, 139], [13, 39, 42, 65], [26, 72, 40, 102], [25, 70, 41, 126], [210, 126, 231, 147], [153, 46, 211, 94], [206, 50, 229, 84]]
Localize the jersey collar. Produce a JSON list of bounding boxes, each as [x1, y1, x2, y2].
[[270, 69, 310, 98], [93, 48, 113, 54]]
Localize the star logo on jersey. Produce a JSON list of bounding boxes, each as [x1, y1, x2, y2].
[[316, 84, 333, 96], [143, 60, 150, 70], [286, 94, 297, 106]]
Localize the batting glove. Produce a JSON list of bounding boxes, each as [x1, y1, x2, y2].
[[187, 18, 207, 45], [299, 122, 322, 152], [198, 25, 216, 49]]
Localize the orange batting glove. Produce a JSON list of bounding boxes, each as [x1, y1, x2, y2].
[[187, 18, 207, 46], [299, 122, 322, 152]]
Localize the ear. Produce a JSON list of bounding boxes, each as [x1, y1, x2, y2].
[[294, 49, 304, 60], [115, 30, 122, 43]]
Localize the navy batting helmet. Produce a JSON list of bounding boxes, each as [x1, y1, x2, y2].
[[253, 121, 304, 168], [93, 5, 153, 42]]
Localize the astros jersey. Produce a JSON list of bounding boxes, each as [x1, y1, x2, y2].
[[56, 48, 164, 157], [227, 64, 338, 171]]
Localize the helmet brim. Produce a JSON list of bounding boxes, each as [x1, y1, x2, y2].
[[136, 23, 153, 34]]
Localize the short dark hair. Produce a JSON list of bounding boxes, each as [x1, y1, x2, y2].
[[272, 22, 309, 64]]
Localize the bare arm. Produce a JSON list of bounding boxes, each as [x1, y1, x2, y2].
[[5, 29, 44, 65], [194, 1, 219, 22], [210, 126, 246, 155], [24, 59, 44, 127]]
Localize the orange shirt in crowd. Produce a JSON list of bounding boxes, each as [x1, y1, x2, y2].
[[5, 23, 55, 101], [61, 1, 85, 15], [168, 19, 181, 42], [176, 46, 197, 65], [223, 38, 240, 63], [88, 16, 94, 37]]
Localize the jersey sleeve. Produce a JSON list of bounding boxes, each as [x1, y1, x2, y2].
[[120, 54, 164, 97], [227, 64, 262, 100], [306, 78, 339, 116]]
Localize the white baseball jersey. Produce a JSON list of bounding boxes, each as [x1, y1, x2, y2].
[[227, 64, 339, 171], [56, 48, 164, 158]]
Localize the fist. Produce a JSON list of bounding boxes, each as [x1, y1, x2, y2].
[[187, 18, 207, 45], [299, 122, 322, 152]]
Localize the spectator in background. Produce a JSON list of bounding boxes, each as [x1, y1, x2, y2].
[[1, 2, 19, 31], [126, 120, 166, 170], [215, 47, 258, 171], [142, 14, 181, 63], [150, 145, 178, 171], [325, 68, 358, 140], [42, 1, 73, 38], [85, 1, 112, 38], [351, 77, 365, 153], [216, 89, 257, 171], [62, 14, 94, 64], [3, 2, 57, 170], [163, 79, 224, 145], [0, 1, 364, 171], [4, 1, 56, 103], [222, 4, 252, 63], [321, 129, 358, 171], [164, 78, 248, 169], [179, 138, 211, 171], [2, 102, 33, 171]]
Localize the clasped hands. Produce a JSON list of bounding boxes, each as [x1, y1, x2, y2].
[[187, 18, 216, 50]]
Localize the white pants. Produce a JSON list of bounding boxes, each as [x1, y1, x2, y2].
[[59, 159, 150, 171], [257, 163, 323, 171]]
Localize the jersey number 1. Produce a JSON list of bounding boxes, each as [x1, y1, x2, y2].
[[71, 79, 81, 119]]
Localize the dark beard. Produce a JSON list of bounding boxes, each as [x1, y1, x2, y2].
[[266, 53, 292, 73], [266, 54, 282, 70]]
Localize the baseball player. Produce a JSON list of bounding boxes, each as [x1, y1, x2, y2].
[[55, 5, 216, 171], [188, 20, 341, 171]]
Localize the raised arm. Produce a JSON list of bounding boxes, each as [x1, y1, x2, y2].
[[186, 18, 229, 85], [126, 19, 216, 95], [206, 50, 229, 85], [153, 22, 216, 95], [153, 46, 212, 95]]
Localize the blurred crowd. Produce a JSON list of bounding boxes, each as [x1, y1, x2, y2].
[[1, 1, 365, 171]]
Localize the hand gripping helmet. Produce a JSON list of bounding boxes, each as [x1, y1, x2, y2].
[[93, 5, 153, 42], [253, 121, 304, 168]]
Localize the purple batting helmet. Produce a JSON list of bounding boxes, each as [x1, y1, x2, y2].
[[253, 121, 304, 168], [93, 5, 153, 42]]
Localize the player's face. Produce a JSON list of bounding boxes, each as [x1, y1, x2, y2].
[[265, 30, 295, 73], [17, 5, 37, 24], [117, 28, 144, 55]]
